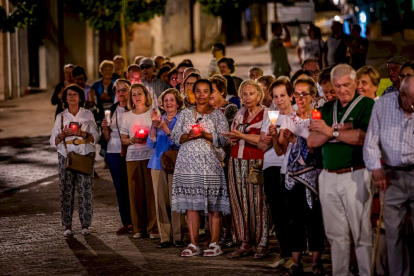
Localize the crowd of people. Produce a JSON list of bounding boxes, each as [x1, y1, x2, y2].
[[49, 22, 414, 276]]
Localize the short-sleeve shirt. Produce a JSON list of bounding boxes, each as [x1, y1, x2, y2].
[[298, 37, 324, 61], [261, 109, 285, 170], [320, 93, 375, 170], [120, 109, 154, 161]]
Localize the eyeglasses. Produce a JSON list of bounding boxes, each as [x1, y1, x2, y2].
[[116, 88, 128, 93], [306, 70, 319, 76], [140, 65, 152, 70], [185, 82, 195, 87], [399, 74, 413, 79], [293, 92, 311, 98]]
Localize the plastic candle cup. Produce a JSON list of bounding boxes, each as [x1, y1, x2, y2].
[[268, 110, 280, 125], [104, 110, 111, 124], [136, 128, 146, 139], [191, 125, 200, 135], [311, 109, 322, 120]]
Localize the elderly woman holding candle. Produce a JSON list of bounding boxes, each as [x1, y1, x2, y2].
[[170, 79, 230, 257], [101, 79, 132, 235], [223, 80, 269, 259], [120, 83, 158, 239], [257, 77, 296, 268], [268, 77, 325, 275], [146, 88, 186, 249], [50, 84, 100, 237]]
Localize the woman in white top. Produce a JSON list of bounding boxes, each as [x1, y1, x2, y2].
[[101, 79, 132, 235], [269, 77, 325, 275], [49, 84, 100, 237], [257, 78, 295, 268], [120, 83, 157, 239]]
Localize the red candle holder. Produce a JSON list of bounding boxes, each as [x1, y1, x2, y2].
[[311, 109, 321, 120], [136, 128, 146, 139], [191, 125, 200, 135]]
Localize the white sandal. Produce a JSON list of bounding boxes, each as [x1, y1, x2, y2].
[[181, 243, 201, 257], [203, 242, 223, 257]]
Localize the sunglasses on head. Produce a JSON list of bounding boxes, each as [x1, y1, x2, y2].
[[140, 65, 152, 70]]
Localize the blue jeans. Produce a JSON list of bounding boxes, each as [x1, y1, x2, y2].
[[107, 153, 132, 226]]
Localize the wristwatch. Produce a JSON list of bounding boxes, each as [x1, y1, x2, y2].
[[332, 128, 339, 138]]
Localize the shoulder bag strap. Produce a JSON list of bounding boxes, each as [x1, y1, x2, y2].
[[333, 95, 364, 125], [61, 114, 69, 155]]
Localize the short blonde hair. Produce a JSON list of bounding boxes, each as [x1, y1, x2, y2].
[[238, 80, 264, 105], [356, 66, 381, 87], [159, 88, 184, 110], [99, 60, 114, 74], [128, 83, 153, 110]]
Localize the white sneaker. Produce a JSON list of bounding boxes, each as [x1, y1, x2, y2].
[[81, 228, 90, 236], [269, 257, 289, 268], [133, 232, 143, 239], [64, 229, 73, 237]]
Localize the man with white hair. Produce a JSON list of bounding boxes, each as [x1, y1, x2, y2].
[[363, 76, 414, 276], [307, 64, 375, 276]]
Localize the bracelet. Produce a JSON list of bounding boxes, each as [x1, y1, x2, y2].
[[129, 139, 134, 145]]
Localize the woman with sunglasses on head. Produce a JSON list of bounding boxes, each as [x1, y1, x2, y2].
[[269, 77, 325, 276], [101, 79, 133, 235], [170, 79, 230, 257]]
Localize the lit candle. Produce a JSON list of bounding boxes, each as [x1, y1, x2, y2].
[[71, 124, 77, 130], [268, 110, 280, 125], [104, 110, 111, 124], [136, 128, 146, 139], [312, 109, 322, 120], [191, 125, 200, 135]]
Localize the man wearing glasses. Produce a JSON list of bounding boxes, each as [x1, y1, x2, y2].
[[382, 56, 410, 96], [302, 59, 325, 107], [307, 64, 375, 276], [139, 57, 171, 109]]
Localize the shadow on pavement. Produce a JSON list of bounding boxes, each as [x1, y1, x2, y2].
[[66, 235, 140, 275]]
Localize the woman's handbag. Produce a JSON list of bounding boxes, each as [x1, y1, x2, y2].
[[161, 148, 178, 174], [247, 159, 264, 186], [61, 114, 94, 175]]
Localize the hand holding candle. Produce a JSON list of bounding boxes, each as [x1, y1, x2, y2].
[[311, 109, 322, 120], [268, 111, 280, 125]]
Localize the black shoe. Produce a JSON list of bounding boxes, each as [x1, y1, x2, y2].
[[156, 242, 172, 249], [174, 241, 185, 247]]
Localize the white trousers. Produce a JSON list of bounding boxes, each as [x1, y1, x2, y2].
[[319, 169, 373, 276], [383, 169, 414, 276]]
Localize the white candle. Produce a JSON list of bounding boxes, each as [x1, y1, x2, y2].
[[104, 110, 111, 124]]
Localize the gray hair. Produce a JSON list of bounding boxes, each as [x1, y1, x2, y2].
[[248, 66, 264, 77], [183, 67, 201, 78], [331, 64, 356, 81]]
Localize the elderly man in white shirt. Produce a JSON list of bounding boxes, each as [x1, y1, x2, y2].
[[363, 76, 414, 276]]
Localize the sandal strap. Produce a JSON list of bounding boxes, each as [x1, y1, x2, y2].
[[187, 243, 197, 250]]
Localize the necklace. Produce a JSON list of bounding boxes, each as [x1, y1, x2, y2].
[[247, 106, 262, 121], [166, 112, 177, 121]]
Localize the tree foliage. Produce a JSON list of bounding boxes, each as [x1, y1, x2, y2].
[[0, 0, 167, 33], [0, 2, 37, 33], [197, 0, 294, 17], [66, 0, 167, 30]]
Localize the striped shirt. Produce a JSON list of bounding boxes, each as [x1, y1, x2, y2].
[[141, 77, 171, 108], [363, 92, 414, 170]]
